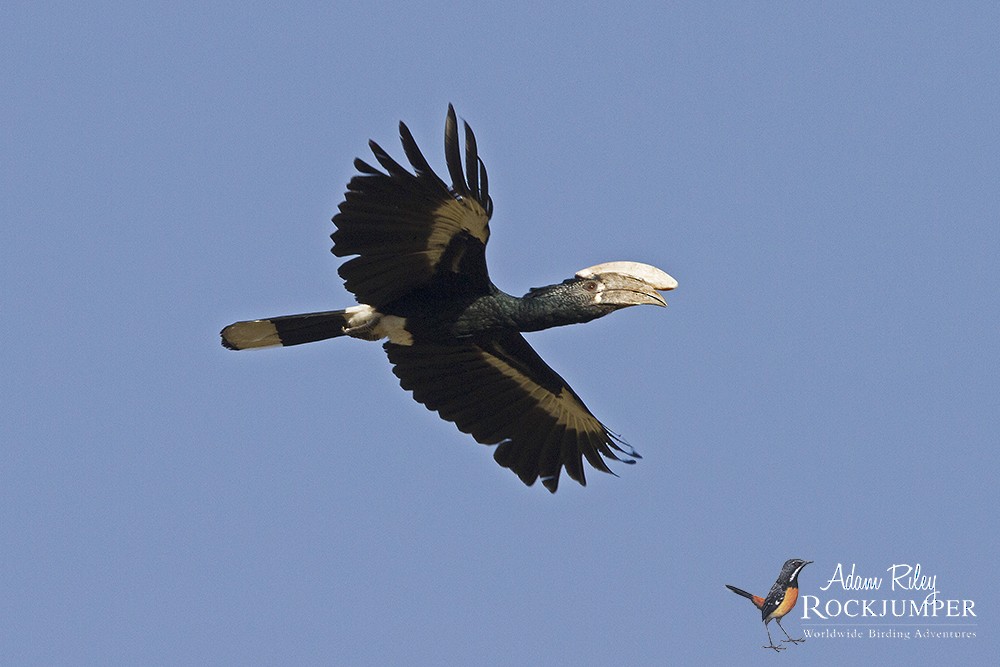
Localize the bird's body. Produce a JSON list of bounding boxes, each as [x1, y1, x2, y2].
[[221, 106, 676, 492], [726, 559, 812, 651]]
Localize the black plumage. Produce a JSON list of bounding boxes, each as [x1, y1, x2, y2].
[[221, 105, 677, 492]]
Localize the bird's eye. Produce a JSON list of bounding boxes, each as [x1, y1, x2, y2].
[[583, 280, 598, 292]]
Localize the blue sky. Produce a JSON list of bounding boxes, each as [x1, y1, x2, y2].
[[2, 2, 997, 664]]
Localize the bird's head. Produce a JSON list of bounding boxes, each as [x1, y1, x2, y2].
[[781, 559, 813, 583], [517, 261, 676, 331], [572, 261, 677, 309]]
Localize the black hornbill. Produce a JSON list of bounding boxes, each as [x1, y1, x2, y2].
[[221, 105, 677, 492]]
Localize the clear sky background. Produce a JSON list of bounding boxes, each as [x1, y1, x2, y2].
[[3, 2, 997, 665]]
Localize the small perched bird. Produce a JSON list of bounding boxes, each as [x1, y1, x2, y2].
[[726, 559, 813, 651], [221, 105, 676, 492]]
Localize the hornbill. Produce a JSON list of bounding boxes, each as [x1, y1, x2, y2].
[[221, 105, 677, 492]]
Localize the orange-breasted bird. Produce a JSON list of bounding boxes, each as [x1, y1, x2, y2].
[[726, 558, 812, 651]]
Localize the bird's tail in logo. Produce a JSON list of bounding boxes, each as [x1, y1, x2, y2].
[[725, 585, 765, 607]]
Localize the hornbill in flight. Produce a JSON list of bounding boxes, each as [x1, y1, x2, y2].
[[221, 105, 677, 492]]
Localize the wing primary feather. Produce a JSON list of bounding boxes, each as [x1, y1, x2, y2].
[[368, 139, 411, 178], [606, 428, 642, 460], [444, 104, 469, 196], [399, 121, 446, 191], [464, 120, 479, 197], [353, 158, 382, 175], [478, 157, 492, 217], [581, 429, 615, 475]]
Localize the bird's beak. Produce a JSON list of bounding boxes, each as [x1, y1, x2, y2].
[[596, 273, 672, 307], [576, 261, 677, 308]]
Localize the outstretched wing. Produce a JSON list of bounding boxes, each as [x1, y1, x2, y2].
[[385, 332, 639, 493], [331, 104, 494, 308]]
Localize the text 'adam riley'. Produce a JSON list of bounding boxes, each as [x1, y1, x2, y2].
[[800, 563, 976, 620]]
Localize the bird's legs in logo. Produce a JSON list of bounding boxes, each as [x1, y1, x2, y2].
[[776, 617, 805, 646], [763, 622, 785, 652]]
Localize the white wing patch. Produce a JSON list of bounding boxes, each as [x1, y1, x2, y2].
[[379, 315, 413, 346]]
